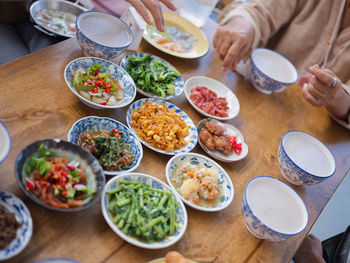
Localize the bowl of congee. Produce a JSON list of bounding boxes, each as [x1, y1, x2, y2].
[[64, 57, 136, 109], [165, 153, 234, 212]]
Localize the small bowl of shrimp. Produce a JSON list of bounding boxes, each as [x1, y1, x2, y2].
[[165, 153, 234, 212]]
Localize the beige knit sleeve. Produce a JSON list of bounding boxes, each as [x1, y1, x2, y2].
[[329, 83, 350, 129], [218, 0, 299, 49]]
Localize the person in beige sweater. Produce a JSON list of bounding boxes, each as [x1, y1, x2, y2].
[[214, 0, 350, 129]]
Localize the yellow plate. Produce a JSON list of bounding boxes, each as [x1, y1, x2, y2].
[[143, 11, 209, 59], [148, 257, 198, 263]]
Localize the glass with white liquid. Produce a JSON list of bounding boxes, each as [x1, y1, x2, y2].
[[179, 0, 218, 28]]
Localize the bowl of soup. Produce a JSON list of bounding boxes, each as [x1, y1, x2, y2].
[[278, 130, 336, 185], [76, 11, 133, 59], [249, 48, 298, 94], [242, 176, 308, 241]]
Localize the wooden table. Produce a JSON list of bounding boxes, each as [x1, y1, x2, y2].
[[1, 20, 349, 263]]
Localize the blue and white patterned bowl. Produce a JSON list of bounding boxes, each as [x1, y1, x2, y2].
[[165, 153, 234, 212], [0, 190, 33, 261], [250, 48, 298, 94], [119, 53, 184, 100], [76, 11, 133, 59], [278, 130, 336, 185], [67, 116, 143, 176], [34, 257, 81, 263], [242, 176, 308, 241], [0, 120, 11, 164], [126, 98, 198, 155], [101, 172, 188, 249], [64, 57, 136, 109]]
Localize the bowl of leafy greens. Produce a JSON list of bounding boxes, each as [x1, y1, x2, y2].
[[119, 53, 184, 100]]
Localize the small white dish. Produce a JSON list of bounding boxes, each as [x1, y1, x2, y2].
[[165, 153, 234, 212], [101, 173, 187, 249], [278, 130, 336, 185], [242, 176, 308, 241], [184, 76, 240, 120], [0, 190, 33, 261], [0, 120, 11, 164], [197, 118, 248, 162]]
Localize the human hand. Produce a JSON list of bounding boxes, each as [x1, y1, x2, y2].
[[293, 234, 326, 263], [213, 16, 255, 72], [301, 64, 350, 121], [126, 0, 176, 32]]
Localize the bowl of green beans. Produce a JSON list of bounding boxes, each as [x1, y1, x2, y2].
[[101, 173, 188, 249]]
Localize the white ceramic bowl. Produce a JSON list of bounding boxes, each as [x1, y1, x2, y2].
[[165, 153, 234, 212], [64, 57, 136, 109], [184, 76, 240, 120], [0, 120, 11, 164], [101, 173, 187, 249], [278, 130, 336, 185], [242, 176, 308, 241], [76, 11, 133, 59], [197, 118, 248, 162], [67, 116, 143, 176], [250, 48, 298, 94]]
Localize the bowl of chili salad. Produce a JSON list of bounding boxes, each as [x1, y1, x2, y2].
[[68, 116, 143, 176], [15, 139, 105, 212]]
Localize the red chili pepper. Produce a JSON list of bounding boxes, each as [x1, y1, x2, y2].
[[99, 102, 107, 105], [93, 69, 99, 76], [89, 146, 94, 152], [104, 87, 111, 93], [62, 191, 68, 197], [120, 157, 127, 166], [226, 136, 242, 154], [112, 129, 119, 134], [61, 171, 68, 178], [26, 179, 35, 191], [67, 165, 75, 171]]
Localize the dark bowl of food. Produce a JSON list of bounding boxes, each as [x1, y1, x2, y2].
[[15, 139, 105, 212]]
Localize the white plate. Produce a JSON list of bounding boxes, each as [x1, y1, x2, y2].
[[197, 118, 248, 162], [126, 98, 198, 155], [165, 153, 234, 212], [101, 173, 187, 249], [119, 52, 184, 100], [0, 120, 11, 164], [184, 76, 240, 120]]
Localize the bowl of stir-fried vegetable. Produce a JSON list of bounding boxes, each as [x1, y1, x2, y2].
[[101, 173, 187, 249], [15, 139, 105, 212], [119, 53, 183, 100], [64, 57, 136, 109], [68, 116, 143, 176]]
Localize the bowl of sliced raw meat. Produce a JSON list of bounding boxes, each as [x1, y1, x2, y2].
[[184, 76, 240, 120]]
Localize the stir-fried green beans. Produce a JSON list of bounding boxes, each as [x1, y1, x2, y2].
[[125, 55, 179, 97], [106, 180, 179, 242]]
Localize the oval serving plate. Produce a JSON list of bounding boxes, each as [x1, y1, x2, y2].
[[68, 116, 143, 176], [101, 172, 188, 249], [64, 57, 136, 109], [15, 139, 105, 212], [126, 98, 198, 155], [143, 11, 209, 59], [165, 153, 234, 212], [119, 52, 184, 100], [184, 76, 240, 120], [0, 190, 33, 261], [197, 118, 248, 162], [148, 257, 198, 263]]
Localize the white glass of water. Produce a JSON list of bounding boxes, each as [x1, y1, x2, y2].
[[179, 0, 218, 28]]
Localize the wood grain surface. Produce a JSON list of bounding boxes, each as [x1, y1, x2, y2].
[[0, 20, 349, 263]]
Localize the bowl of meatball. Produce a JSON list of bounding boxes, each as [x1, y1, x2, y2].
[[165, 153, 234, 212]]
